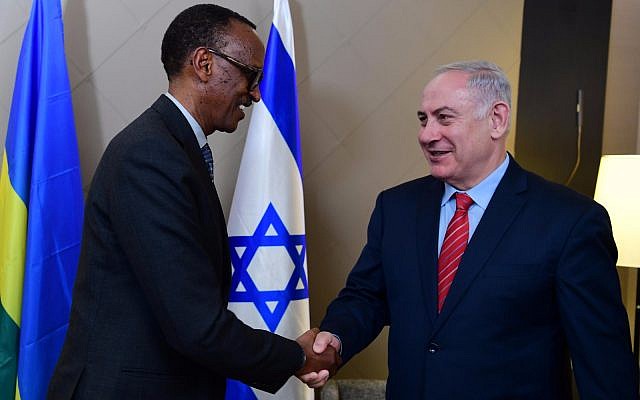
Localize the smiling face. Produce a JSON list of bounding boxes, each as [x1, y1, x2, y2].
[[417, 71, 509, 190], [195, 19, 265, 134]]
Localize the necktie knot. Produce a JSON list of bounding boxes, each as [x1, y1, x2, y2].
[[201, 143, 214, 183], [455, 192, 473, 211]]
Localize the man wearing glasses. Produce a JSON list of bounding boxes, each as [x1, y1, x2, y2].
[[48, 4, 338, 399]]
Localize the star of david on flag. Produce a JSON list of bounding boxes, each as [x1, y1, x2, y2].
[[229, 203, 308, 332], [225, 0, 313, 399]]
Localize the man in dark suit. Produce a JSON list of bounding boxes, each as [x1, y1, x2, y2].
[[302, 61, 638, 398], [48, 4, 338, 399]]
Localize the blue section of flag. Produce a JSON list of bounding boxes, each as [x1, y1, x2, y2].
[[226, 379, 259, 400], [260, 24, 303, 175], [6, 0, 84, 398]]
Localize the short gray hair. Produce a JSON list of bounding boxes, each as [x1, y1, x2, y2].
[[435, 60, 511, 119]]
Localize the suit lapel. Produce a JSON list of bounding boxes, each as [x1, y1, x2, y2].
[[432, 157, 528, 333], [151, 96, 225, 216], [150, 95, 231, 293], [151, 96, 212, 187], [416, 177, 445, 324]]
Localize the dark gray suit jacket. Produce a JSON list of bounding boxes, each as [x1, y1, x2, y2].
[[321, 156, 638, 399], [48, 95, 302, 399]]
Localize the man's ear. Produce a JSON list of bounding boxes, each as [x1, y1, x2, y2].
[[489, 101, 510, 139], [192, 47, 213, 82]]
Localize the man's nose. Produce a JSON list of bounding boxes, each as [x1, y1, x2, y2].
[[249, 86, 261, 103], [419, 122, 439, 143]]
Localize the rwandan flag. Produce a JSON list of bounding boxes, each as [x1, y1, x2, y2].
[[225, 0, 312, 399], [0, 0, 83, 399]]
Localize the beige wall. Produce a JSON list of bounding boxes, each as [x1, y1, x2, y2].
[[603, 0, 640, 155], [602, 0, 640, 346]]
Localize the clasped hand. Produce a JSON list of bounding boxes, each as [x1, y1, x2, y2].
[[295, 328, 341, 388]]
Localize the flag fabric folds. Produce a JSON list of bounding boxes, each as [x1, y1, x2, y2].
[[225, 0, 312, 399], [0, 0, 84, 399]]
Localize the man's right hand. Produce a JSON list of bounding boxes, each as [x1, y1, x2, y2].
[[296, 330, 342, 388]]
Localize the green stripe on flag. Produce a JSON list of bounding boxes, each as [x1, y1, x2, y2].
[[0, 303, 19, 400]]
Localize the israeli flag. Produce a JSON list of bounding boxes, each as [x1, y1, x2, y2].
[[225, 0, 312, 399]]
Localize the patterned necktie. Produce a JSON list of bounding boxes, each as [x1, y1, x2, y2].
[[437, 192, 474, 313], [201, 143, 214, 183]]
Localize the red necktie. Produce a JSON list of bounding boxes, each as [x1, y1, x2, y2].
[[437, 192, 474, 313]]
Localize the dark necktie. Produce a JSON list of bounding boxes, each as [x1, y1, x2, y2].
[[201, 143, 214, 183], [437, 192, 474, 313]]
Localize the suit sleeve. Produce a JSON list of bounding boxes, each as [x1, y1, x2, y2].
[[556, 202, 638, 398], [320, 192, 390, 363], [108, 137, 302, 393]]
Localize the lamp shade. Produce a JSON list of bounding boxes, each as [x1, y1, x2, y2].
[[594, 155, 640, 267]]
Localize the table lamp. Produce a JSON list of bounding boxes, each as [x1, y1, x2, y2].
[[593, 154, 640, 357]]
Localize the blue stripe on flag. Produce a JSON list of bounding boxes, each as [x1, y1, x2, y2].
[[226, 379, 258, 400], [260, 24, 303, 175], [4, 8, 40, 204]]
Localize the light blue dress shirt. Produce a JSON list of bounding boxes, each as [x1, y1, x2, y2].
[[438, 154, 510, 254]]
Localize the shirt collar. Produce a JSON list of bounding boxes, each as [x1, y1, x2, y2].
[[441, 154, 510, 210], [163, 92, 208, 148]]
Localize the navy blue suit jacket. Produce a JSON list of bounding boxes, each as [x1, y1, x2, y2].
[[321, 157, 638, 399]]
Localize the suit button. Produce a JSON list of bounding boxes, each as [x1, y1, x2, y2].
[[427, 342, 440, 353]]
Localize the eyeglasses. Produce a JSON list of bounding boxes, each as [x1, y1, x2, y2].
[[207, 48, 263, 91]]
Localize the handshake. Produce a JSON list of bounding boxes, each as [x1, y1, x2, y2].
[[295, 328, 342, 388]]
